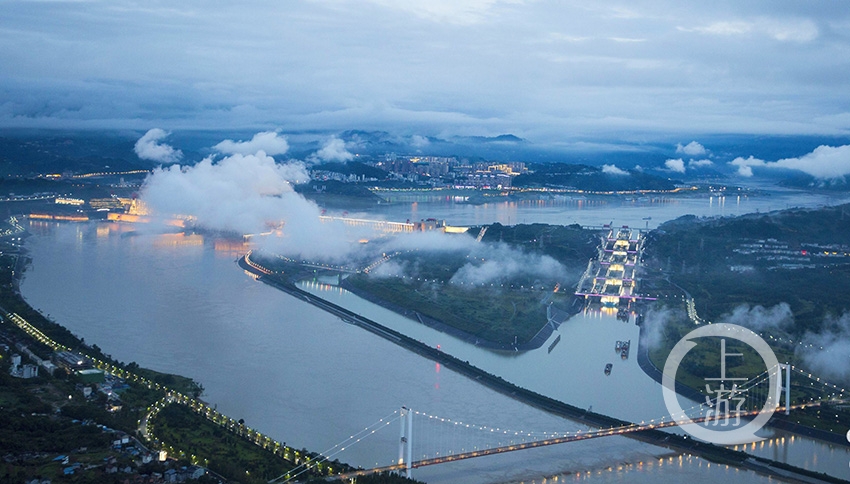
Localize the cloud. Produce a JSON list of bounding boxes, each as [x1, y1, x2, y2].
[[543, 33, 590, 43], [715, 304, 850, 384], [796, 313, 850, 384], [774, 145, 850, 179], [370, 259, 409, 278], [372, 232, 569, 286], [449, 242, 566, 286], [762, 19, 819, 42], [601, 164, 629, 176], [138, 150, 354, 260], [676, 141, 707, 156], [719, 303, 794, 333], [729, 145, 850, 179], [140, 151, 308, 233], [684, 21, 752, 36], [134, 128, 183, 164], [688, 159, 713, 168], [366, 0, 522, 25], [410, 135, 430, 148], [609, 37, 646, 43], [382, 230, 477, 253], [0, 2, 846, 139], [729, 156, 762, 176], [214, 131, 290, 156], [639, 306, 684, 351], [311, 136, 354, 163], [681, 18, 818, 42], [664, 158, 686, 173]]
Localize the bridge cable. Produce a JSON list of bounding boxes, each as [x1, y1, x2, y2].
[[269, 409, 402, 483]]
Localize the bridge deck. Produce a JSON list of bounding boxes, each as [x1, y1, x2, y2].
[[333, 406, 813, 480]]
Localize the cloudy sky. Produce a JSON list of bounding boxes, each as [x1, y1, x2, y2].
[[1, 1, 849, 143]]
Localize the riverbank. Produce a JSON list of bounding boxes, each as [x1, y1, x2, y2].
[[240, 255, 849, 484], [0, 237, 369, 483], [635, 318, 850, 449]]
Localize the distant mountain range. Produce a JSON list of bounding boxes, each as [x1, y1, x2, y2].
[[0, 129, 848, 190], [285, 130, 532, 162]]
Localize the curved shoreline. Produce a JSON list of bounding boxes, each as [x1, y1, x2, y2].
[[635, 320, 708, 404], [240, 256, 850, 484], [635, 314, 850, 448]]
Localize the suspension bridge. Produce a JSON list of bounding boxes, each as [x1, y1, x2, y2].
[[270, 363, 849, 483]]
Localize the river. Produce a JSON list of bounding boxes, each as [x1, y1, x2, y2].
[[367, 184, 848, 229], [18, 186, 850, 482]]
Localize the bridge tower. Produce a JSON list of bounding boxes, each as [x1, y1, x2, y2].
[[774, 364, 792, 415], [398, 407, 413, 478]]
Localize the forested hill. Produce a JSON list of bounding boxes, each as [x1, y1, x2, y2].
[[644, 203, 850, 335], [513, 163, 678, 191]]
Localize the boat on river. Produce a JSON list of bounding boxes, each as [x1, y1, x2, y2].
[[616, 340, 630, 360]]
